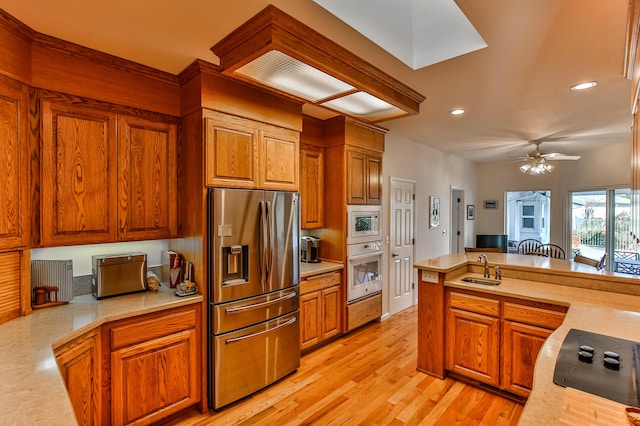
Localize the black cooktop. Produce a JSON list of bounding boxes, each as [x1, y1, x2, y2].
[[553, 328, 640, 406]]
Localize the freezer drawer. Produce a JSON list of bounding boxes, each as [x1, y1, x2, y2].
[[212, 287, 299, 335], [212, 311, 300, 409]]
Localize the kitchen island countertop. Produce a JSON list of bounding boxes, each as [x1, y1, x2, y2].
[[0, 284, 202, 425], [414, 253, 640, 425]]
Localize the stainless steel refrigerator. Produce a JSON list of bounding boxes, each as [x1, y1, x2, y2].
[[208, 188, 300, 409]]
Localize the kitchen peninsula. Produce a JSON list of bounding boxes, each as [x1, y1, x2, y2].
[[414, 253, 640, 424]]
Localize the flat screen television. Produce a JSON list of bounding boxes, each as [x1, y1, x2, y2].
[[476, 234, 508, 253]]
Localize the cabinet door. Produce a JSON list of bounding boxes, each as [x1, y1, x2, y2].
[[0, 250, 25, 323], [55, 330, 100, 426], [0, 77, 28, 249], [366, 153, 382, 205], [346, 150, 367, 205], [204, 111, 257, 188], [445, 307, 500, 386], [300, 291, 320, 350], [259, 126, 299, 191], [321, 285, 340, 340], [501, 321, 552, 397], [41, 101, 118, 245], [118, 115, 177, 240], [111, 328, 199, 426], [300, 146, 324, 229]]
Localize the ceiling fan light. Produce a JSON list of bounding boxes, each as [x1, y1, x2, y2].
[[570, 81, 597, 91], [520, 159, 555, 175]]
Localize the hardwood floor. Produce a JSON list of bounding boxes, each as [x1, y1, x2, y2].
[[170, 306, 523, 425]]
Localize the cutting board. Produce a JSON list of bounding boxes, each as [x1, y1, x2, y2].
[[559, 387, 630, 425]]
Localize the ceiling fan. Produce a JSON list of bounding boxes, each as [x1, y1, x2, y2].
[[514, 141, 581, 175]]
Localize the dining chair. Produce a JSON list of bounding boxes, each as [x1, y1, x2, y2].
[[464, 247, 503, 253], [517, 239, 541, 255], [574, 253, 606, 270], [538, 243, 566, 259]]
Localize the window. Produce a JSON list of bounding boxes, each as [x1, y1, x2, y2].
[[521, 205, 535, 229]]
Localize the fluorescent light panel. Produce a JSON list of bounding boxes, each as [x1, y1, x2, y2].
[[235, 50, 355, 102], [322, 91, 406, 120]]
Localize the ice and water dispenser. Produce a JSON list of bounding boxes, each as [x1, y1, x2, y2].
[[221, 245, 249, 284]]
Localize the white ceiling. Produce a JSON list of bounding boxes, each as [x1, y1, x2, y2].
[[0, 0, 632, 163]]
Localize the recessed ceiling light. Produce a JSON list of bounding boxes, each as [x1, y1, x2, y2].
[[450, 109, 465, 115], [570, 81, 598, 91]]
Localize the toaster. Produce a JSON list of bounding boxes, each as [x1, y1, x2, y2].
[[92, 252, 147, 299]]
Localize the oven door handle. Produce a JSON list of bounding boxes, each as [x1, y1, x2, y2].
[[348, 251, 384, 260], [225, 316, 297, 344], [224, 291, 297, 314]]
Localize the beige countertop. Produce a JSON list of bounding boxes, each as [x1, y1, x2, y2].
[[300, 260, 344, 278], [0, 285, 202, 426], [417, 253, 640, 425]]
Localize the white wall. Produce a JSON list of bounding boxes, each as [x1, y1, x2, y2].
[[476, 141, 630, 246], [381, 132, 478, 317], [31, 240, 169, 276]]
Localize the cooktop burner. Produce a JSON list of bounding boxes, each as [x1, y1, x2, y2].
[[553, 329, 640, 406]]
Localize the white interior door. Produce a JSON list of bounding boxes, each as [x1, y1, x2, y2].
[[389, 177, 415, 315]]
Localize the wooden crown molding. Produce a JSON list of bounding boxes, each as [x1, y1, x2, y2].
[[0, 8, 178, 86], [211, 5, 425, 119]]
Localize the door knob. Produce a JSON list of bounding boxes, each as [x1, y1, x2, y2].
[[392, 253, 399, 257]]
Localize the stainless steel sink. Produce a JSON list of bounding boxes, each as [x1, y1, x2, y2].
[[460, 277, 501, 286]]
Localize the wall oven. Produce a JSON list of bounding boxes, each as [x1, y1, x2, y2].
[[347, 205, 381, 244], [346, 240, 383, 302]]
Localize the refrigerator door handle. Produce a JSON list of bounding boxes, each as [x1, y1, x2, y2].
[[224, 290, 297, 314], [266, 199, 273, 281], [258, 200, 268, 292], [225, 316, 297, 344]]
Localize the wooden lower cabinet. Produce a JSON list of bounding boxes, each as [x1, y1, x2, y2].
[[445, 288, 566, 398], [446, 307, 500, 386], [300, 271, 341, 350], [105, 304, 201, 426], [55, 329, 101, 426], [347, 292, 382, 331], [501, 321, 553, 397]]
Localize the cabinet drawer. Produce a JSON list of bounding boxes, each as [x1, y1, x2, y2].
[[301, 271, 341, 294], [347, 293, 381, 331], [449, 291, 500, 317], [110, 306, 197, 350], [503, 302, 566, 329]]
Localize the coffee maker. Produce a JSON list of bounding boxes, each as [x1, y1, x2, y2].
[[301, 236, 321, 263]]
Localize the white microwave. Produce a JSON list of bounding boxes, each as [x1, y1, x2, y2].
[[347, 205, 381, 244]]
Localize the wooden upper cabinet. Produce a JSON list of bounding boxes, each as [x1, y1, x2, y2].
[[118, 115, 177, 240], [204, 109, 299, 191], [205, 111, 258, 188], [40, 99, 178, 246], [300, 146, 324, 229], [41, 101, 118, 246], [346, 148, 382, 205], [259, 126, 299, 191], [0, 76, 28, 250]]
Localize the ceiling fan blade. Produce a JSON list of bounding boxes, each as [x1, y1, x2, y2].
[[542, 153, 581, 160]]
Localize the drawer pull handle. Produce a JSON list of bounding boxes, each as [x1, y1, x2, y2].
[[225, 291, 296, 314], [225, 317, 297, 344]]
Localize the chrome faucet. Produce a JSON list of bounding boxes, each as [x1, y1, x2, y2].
[[478, 254, 490, 278]]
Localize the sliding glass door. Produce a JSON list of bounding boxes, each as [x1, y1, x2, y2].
[[570, 188, 636, 274]]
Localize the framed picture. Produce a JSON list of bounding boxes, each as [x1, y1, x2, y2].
[[429, 196, 440, 228], [467, 204, 475, 220]]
